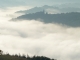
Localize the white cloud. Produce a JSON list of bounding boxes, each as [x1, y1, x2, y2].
[[0, 6, 80, 60], [0, 6, 32, 22], [0, 20, 80, 60]]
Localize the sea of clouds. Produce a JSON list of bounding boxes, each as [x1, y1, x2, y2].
[[0, 6, 80, 60]]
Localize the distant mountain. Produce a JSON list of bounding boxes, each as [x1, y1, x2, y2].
[[16, 5, 80, 14], [14, 11, 80, 27], [58, 3, 80, 8], [16, 5, 59, 14]]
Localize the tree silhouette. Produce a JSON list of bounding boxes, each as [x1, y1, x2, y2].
[[0, 50, 3, 55], [0, 50, 56, 60]]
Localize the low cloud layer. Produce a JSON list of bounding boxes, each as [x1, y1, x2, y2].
[[1, 19, 80, 60], [0, 7, 80, 60]]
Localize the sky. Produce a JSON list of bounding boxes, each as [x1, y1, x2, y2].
[[0, 0, 80, 60], [0, 0, 80, 7]]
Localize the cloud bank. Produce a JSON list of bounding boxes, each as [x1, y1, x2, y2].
[[0, 6, 80, 60]]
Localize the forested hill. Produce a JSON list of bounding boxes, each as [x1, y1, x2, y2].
[[0, 50, 55, 60], [15, 11, 80, 27]]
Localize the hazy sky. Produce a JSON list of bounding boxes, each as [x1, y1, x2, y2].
[[0, 0, 80, 7]]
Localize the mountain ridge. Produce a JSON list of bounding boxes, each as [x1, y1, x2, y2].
[[13, 11, 80, 27]]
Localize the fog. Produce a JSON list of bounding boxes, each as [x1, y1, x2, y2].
[[0, 6, 80, 60]]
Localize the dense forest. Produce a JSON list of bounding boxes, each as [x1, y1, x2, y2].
[[0, 50, 55, 60], [14, 11, 80, 27]]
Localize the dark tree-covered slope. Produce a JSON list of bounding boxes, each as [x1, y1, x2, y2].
[[0, 50, 55, 60], [0, 55, 54, 60], [15, 11, 80, 27]]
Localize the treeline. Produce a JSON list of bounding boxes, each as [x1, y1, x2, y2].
[[0, 50, 55, 60], [15, 11, 80, 27]]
